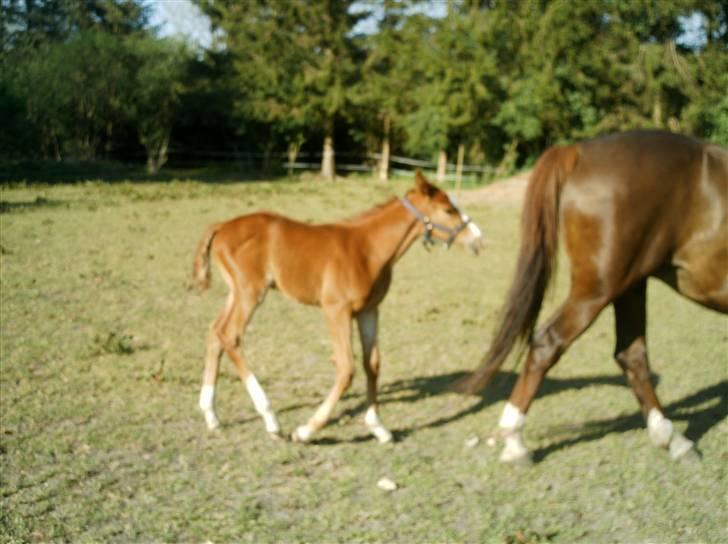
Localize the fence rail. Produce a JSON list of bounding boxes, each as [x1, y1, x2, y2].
[[124, 146, 499, 183]]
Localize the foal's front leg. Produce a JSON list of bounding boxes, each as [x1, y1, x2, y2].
[[357, 309, 392, 443], [292, 305, 355, 442]]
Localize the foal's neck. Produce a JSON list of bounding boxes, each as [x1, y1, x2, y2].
[[352, 197, 421, 270]]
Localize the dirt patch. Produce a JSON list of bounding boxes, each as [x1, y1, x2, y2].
[[459, 170, 531, 205]]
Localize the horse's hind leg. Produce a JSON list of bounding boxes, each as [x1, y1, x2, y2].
[[292, 306, 354, 442], [613, 281, 696, 460], [357, 309, 392, 443], [498, 294, 606, 464]]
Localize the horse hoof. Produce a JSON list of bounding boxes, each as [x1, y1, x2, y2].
[[676, 447, 701, 464], [374, 428, 393, 444], [499, 449, 533, 467], [268, 430, 286, 442], [669, 434, 699, 462]]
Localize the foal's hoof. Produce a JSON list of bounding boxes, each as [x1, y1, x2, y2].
[[268, 430, 286, 442], [369, 426, 393, 444], [291, 425, 313, 443], [203, 413, 221, 431]]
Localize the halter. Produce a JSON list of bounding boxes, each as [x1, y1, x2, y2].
[[400, 195, 472, 249]]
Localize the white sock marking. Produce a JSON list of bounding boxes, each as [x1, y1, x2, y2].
[[199, 385, 215, 411], [498, 403, 529, 462], [499, 402, 526, 431], [647, 408, 673, 448], [365, 406, 393, 444], [245, 375, 280, 434], [199, 385, 220, 430]]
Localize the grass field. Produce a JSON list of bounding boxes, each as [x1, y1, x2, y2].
[[1, 175, 726, 543]]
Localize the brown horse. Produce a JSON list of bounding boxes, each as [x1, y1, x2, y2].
[[454, 130, 727, 463], [193, 171, 483, 443]]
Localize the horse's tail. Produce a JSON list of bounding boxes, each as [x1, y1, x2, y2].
[[452, 144, 580, 394], [192, 222, 223, 292]]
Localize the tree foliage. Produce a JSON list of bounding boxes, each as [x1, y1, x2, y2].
[[1, 0, 726, 173]]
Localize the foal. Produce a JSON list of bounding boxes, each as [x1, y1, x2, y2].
[[193, 171, 483, 443]]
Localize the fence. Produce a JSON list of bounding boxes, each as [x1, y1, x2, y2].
[[137, 146, 498, 186]]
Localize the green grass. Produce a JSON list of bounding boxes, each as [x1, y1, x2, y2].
[[1, 177, 726, 543]]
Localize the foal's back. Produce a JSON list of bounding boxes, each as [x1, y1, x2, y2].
[[212, 211, 369, 306]]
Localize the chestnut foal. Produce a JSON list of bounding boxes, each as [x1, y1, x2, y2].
[[193, 171, 483, 443], [454, 130, 727, 463]]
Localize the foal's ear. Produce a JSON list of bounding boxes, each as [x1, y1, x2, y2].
[[415, 169, 438, 197]]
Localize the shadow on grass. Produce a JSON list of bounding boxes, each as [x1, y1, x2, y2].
[[0, 196, 67, 214], [0, 160, 284, 185], [322, 371, 726, 457], [531, 379, 727, 462]]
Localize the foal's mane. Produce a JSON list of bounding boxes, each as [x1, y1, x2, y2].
[[339, 196, 399, 225]]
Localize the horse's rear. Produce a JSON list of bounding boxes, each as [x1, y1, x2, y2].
[[455, 129, 727, 464], [566, 130, 728, 311]]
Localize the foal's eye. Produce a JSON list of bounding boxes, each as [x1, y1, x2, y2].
[[446, 207, 459, 216]]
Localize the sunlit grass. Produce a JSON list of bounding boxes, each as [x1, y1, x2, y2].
[[1, 177, 726, 542]]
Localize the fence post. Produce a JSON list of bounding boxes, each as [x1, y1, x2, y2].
[[437, 150, 447, 184], [455, 143, 465, 196]]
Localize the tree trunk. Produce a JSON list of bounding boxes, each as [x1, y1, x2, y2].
[[495, 138, 518, 179], [52, 130, 62, 162], [287, 141, 301, 178], [436, 149, 447, 184], [321, 120, 335, 181], [378, 114, 391, 183], [145, 134, 169, 174], [455, 143, 465, 195]]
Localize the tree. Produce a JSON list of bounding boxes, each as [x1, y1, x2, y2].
[[128, 36, 190, 173], [351, 1, 414, 182], [197, 0, 364, 180], [2, 0, 149, 49], [14, 31, 133, 160], [399, 7, 498, 182]]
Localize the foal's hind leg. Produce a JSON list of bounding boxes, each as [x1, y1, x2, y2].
[[198, 297, 229, 430], [613, 281, 695, 460], [498, 294, 607, 464], [292, 305, 355, 442], [357, 309, 392, 443], [222, 287, 282, 438], [199, 271, 281, 437]]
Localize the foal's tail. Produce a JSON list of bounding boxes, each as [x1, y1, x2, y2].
[[452, 144, 580, 394], [192, 222, 223, 292]]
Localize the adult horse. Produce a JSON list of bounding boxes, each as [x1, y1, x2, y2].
[[193, 171, 483, 443], [453, 130, 727, 463]]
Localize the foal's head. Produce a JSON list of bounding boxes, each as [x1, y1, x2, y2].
[[403, 170, 484, 254]]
